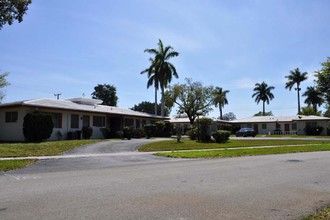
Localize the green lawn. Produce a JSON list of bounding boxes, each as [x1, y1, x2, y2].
[[0, 139, 102, 157], [154, 144, 330, 158], [139, 139, 330, 152], [0, 159, 37, 172], [302, 207, 330, 220], [0, 139, 103, 172]]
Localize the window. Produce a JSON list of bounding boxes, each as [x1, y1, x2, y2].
[[292, 123, 297, 130], [262, 124, 267, 129], [5, 112, 18, 123], [136, 119, 140, 128], [124, 118, 134, 127], [51, 113, 62, 128], [306, 122, 317, 128], [71, 114, 79, 129], [93, 116, 105, 127]]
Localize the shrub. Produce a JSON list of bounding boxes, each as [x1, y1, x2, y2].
[[194, 118, 212, 142], [144, 125, 156, 138], [154, 121, 173, 137], [100, 128, 110, 139], [186, 128, 197, 140], [23, 111, 54, 142], [123, 127, 133, 140], [304, 126, 324, 136], [134, 128, 145, 138], [82, 126, 93, 139], [212, 130, 230, 143]]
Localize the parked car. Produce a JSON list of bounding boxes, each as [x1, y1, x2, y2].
[[235, 128, 256, 137]]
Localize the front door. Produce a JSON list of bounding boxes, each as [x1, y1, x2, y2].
[[83, 115, 90, 127], [285, 124, 290, 132], [253, 124, 259, 134]]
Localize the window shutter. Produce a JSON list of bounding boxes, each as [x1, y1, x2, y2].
[[58, 113, 62, 128]]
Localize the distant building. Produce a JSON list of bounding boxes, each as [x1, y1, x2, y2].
[[231, 115, 330, 136]]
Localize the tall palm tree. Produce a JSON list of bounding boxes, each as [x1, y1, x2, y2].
[[285, 68, 308, 114], [252, 82, 275, 116], [213, 87, 229, 120], [141, 58, 159, 115], [302, 86, 323, 112], [142, 39, 179, 117]]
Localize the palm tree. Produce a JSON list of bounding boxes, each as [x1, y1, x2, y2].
[[141, 58, 159, 115], [142, 39, 179, 117], [302, 86, 323, 112], [285, 68, 308, 114], [213, 87, 229, 120], [252, 82, 275, 116]]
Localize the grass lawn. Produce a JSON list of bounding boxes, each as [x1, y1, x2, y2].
[[139, 139, 330, 152], [302, 207, 330, 220], [154, 144, 330, 158], [0, 159, 37, 172], [0, 139, 102, 157], [0, 139, 103, 172]]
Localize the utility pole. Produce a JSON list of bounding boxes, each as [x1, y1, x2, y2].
[[54, 93, 61, 100]]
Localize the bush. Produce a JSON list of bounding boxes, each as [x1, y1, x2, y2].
[[154, 121, 173, 137], [212, 130, 230, 143], [123, 127, 133, 140], [100, 128, 110, 139], [304, 126, 324, 136], [144, 125, 156, 138], [82, 126, 93, 139], [186, 128, 197, 140], [23, 111, 54, 142], [194, 118, 212, 142], [134, 128, 145, 138]]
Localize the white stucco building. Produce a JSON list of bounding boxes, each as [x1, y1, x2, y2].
[[0, 97, 165, 142]]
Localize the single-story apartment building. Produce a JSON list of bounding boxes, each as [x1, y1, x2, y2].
[[231, 115, 330, 136], [0, 97, 166, 142]]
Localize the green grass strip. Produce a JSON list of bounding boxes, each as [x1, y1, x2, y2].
[[0, 159, 36, 172], [302, 207, 330, 220], [139, 139, 330, 152], [154, 144, 330, 158], [0, 139, 102, 157]]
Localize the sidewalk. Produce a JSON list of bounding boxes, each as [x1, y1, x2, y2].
[[0, 144, 318, 161]]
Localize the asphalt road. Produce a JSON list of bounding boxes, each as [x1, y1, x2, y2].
[[1, 139, 330, 219]]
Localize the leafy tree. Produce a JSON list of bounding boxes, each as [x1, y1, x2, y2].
[[314, 57, 330, 105], [141, 39, 179, 117], [130, 101, 170, 116], [91, 84, 118, 106], [0, 0, 31, 29], [300, 106, 321, 116], [23, 111, 54, 142], [302, 86, 323, 112], [212, 87, 229, 120], [252, 81, 275, 116], [254, 111, 273, 116], [166, 78, 214, 124], [323, 105, 330, 118], [285, 68, 308, 114], [222, 112, 236, 121], [0, 72, 10, 103]]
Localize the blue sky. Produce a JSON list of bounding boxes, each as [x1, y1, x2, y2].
[[1, 0, 329, 119]]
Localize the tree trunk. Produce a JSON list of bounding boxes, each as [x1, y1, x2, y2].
[[161, 87, 165, 117], [219, 105, 223, 120], [297, 85, 301, 114], [154, 88, 158, 115], [263, 101, 265, 116]]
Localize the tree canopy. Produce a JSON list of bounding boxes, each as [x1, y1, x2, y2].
[[285, 68, 308, 114], [91, 84, 118, 106], [141, 39, 179, 117], [0, 72, 10, 103], [130, 101, 169, 116], [314, 57, 330, 105], [212, 87, 229, 120], [252, 81, 275, 116], [166, 78, 214, 124], [300, 106, 321, 116], [254, 111, 273, 116], [302, 86, 323, 112], [222, 112, 236, 121], [0, 0, 31, 29]]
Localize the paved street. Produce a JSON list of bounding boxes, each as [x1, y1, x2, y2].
[[1, 139, 330, 219]]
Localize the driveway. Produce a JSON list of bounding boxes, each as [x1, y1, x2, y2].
[[10, 138, 186, 174]]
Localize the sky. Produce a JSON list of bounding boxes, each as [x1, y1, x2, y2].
[[1, 0, 330, 119]]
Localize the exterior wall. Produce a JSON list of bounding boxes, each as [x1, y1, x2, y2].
[[296, 120, 329, 136], [0, 107, 28, 141]]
